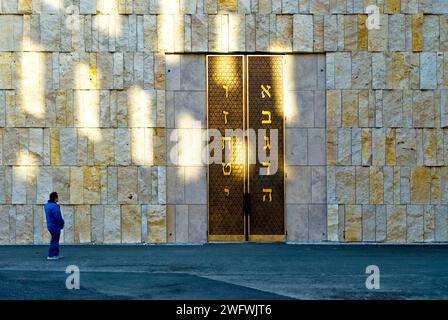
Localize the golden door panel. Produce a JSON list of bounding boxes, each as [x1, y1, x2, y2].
[[247, 55, 285, 241], [207, 55, 245, 240]]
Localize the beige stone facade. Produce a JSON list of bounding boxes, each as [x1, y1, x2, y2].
[[0, 0, 447, 244]]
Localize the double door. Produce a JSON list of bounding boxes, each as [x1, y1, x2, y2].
[[207, 55, 285, 242]]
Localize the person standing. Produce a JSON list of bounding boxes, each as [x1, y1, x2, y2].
[[44, 192, 64, 260]]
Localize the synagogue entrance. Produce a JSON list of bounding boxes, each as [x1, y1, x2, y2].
[[207, 55, 285, 242]]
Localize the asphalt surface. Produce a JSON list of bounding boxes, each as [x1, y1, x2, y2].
[[0, 244, 447, 300]]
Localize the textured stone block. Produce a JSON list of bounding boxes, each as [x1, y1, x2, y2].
[[327, 204, 338, 241], [345, 205, 362, 241], [420, 52, 437, 89], [121, 205, 141, 243], [83, 166, 102, 204], [412, 14, 423, 51], [389, 14, 406, 51], [407, 205, 424, 242], [387, 205, 406, 242], [334, 53, 351, 89], [336, 167, 355, 204], [15, 205, 33, 244], [285, 128, 307, 165], [337, 128, 351, 165], [103, 205, 120, 243], [435, 205, 448, 241], [308, 129, 326, 165], [91, 205, 104, 244], [361, 205, 375, 241], [74, 205, 91, 243], [356, 167, 370, 204], [187, 204, 207, 243], [287, 204, 309, 241], [411, 167, 431, 204], [118, 167, 138, 204], [370, 166, 384, 205], [309, 204, 326, 240], [376, 205, 387, 242], [286, 166, 311, 204], [342, 90, 358, 127], [311, 166, 326, 203], [175, 204, 189, 243], [143, 204, 167, 243], [293, 14, 313, 52]]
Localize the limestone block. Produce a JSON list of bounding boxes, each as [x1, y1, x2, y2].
[[423, 15, 439, 51], [431, 168, 441, 204], [74, 205, 91, 243], [32, 205, 43, 244], [420, 52, 437, 89], [441, 16, 448, 51], [358, 14, 367, 50], [412, 13, 423, 51], [345, 205, 362, 241], [362, 205, 376, 241], [413, 91, 436, 128], [115, 128, 131, 165], [393, 167, 401, 204], [175, 204, 188, 243], [411, 166, 431, 204], [286, 128, 307, 165], [286, 166, 311, 204], [335, 166, 355, 204], [337, 128, 351, 165], [368, 14, 388, 51], [356, 166, 370, 204], [118, 166, 138, 204], [245, 14, 256, 51], [52, 167, 70, 204], [276, 14, 293, 52], [12, 167, 27, 204], [386, 205, 406, 242], [311, 166, 326, 203], [102, 205, 120, 243], [326, 52, 335, 89], [287, 204, 308, 241], [138, 166, 152, 204], [386, 128, 396, 166], [142, 204, 166, 243], [326, 90, 341, 127], [323, 15, 337, 51], [40, 14, 60, 51], [327, 204, 338, 241], [293, 14, 313, 52], [83, 166, 102, 204], [94, 129, 114, 165], [435, 205, 448, 241], [15, 205, 33, 244], [334, 52, 351, 89], [372, 53, 386, 89], [370, 166, 384, 205], [352, 52, 371, 89], [310, 0, 329, 13], [376, 205, 387, 242], [308, 129, 326, 165], [309, 204, 326, 240], [342, 90, 358, 127], [344, 14, 357, 51], [396, 129, 416, 165], [184, 167, 207, 204], [382, 91, 403, 128], [121, 205, 141, 243], [70, 167, 84, 204], [91, 205, 104, 244], [315, 89, 326, 125], [372, 128, 385, 165], [187, 204, 206, 243], [386, 52, 411, 89], [174, 91, 206, 128], [61, 205, 74, 243], [407, 205, 424, 242], [166, 205, 175, 242], [180, 55, 206, 91], [326, 127, 337, 165], [423, 129, 438, 166], [423, 205, 435, 241], [383, 166, 394, 204], [59, 128, 77, 166], [361, 128, 372, 166], [191, 14, 208, 52], [167, 166, 185, 204], [34, 166, 51, 205], [388, 14, 406, 51]]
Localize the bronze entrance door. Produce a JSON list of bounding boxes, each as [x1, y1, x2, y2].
[[207, 55, 285, 242]]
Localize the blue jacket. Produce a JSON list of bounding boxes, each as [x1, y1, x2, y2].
[[44, 201, 64, 231]]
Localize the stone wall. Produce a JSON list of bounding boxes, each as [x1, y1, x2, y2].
[[0, 0, 447, 244]]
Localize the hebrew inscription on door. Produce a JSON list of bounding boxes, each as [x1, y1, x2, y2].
[[207, 55, 285, 242]]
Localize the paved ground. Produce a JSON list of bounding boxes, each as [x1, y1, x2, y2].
[[0, 244, 447, 300]]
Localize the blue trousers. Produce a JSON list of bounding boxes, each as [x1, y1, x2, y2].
[[48, 229, 61, 257]]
